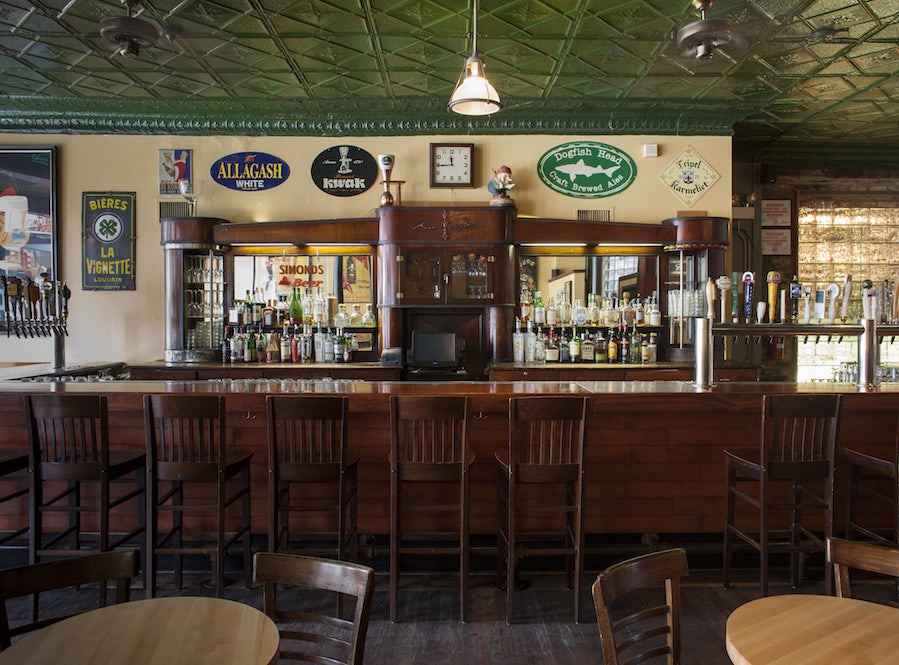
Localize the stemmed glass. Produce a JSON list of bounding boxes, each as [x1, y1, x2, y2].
[[178, 179, 204, 217]]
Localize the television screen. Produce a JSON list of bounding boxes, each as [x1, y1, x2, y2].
[[409, 331, 459, 368]]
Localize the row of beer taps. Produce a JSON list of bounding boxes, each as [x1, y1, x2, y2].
[[0, 273, 70, 338]]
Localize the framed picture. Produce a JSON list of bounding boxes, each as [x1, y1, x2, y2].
[[0, 146, 57, 289]]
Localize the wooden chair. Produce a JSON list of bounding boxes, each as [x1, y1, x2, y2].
[[0, 450, 28, 547], [253, 552, 375, 665], [496, 395, 588, 623], [24, 395, 145, 566], [723, 393, 841, 596], [592, 547, 689, 665], [389, 394, 472, 622], [265, 395, 358, 560], [827, 537, 899, 607], [143, 394, 252, 598], [0, 549, 138, 650]]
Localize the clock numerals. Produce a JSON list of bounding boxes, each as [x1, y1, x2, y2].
[[430, 143, 474, 188]]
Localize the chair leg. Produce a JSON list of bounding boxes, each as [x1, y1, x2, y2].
[[389, 475, 399, 622], [505, 489, 516, 625], [723, 461, 735, 589], [146, 470, 157, 599], [790, 481, 802, 588], [760, 480, 769, 597], [242, 466, 252, 591], [461, 471, 470, 623], [174, 481, 183, 591], [216, 474, 226, 598]]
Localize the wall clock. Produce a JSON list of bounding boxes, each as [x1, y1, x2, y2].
[[429, 143, 474, 188]]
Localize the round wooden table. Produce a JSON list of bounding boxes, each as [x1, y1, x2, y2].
[[0, 596, 280, 665], [726, 594, 899, 665]]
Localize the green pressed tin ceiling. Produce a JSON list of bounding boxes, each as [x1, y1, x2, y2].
[[4, 0, 899, 167]]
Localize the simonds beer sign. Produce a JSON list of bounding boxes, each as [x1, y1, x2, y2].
[[211, 152, 290, 192]]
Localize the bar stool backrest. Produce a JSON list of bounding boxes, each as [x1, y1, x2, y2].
[[143, 394, 226, 476], [390, 395, 469, 466], [267, 395, 347, 467], [25, 394, 109, 473], [509, 396, 587, 480], [763, 394, 841, 479]]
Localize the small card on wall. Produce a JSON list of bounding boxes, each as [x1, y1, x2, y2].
[[761, 199, 791, 227], [761, 228, 791, 255]]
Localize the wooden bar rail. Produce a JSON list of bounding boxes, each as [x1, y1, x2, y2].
[[0, 380, 896, 539]]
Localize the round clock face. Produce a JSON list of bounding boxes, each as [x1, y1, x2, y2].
[[431, 144, 473, 186]]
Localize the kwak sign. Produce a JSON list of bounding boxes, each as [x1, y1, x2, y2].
[[82, 192, 136, 291], [537, 141, 637, 198], [311, 146, 377, 197], [211, 152, 290, 192]]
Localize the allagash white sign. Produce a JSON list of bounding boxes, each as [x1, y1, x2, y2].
[[537, 141, 637, 198], [211, 152, 290, 192]]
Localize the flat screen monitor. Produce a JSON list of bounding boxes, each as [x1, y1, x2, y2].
[[409, 331, 459, 369]]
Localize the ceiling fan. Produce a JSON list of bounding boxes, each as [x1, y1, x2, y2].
[[99, 0, 159, 58], [675, 0, 746, 61]]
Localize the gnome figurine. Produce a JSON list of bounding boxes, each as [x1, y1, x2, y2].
[[488, 165, 515, 206]]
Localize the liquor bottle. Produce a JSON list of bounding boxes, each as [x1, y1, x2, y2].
[[545, 328, 560, 362], [301, 325, 313, 362], [313, 288, 327, 327], [574, 299, 587, 325], [558, 292, 572, 326], [631, 330, 642, 364], [607, 327, 618, 363], [520, 290, 532, 323], [230, 328, 243, 362], [568, 326, 580, 363], [533, 291, 545, 326], [648, 294, 662, 326], [263, 300, 275, 327], [242, 289, 254, 326], [587, 294, 599, 325], [334, 303, 350, 328], [323, 329, 335, 363], [274, 294, 288, 326], [641, 332, 653, 364], [524, 320, 537, 363], [288, 287, 303, 325], [545, 297, 558, 326], [313, 325, 325, 362], [594, 332, 607, 363], [244, 327, 255, 362], [534, 327, 546, 364], [647, 332, 658, 363], [361, 304, 376, 327], [558, 327, 570, 363], [634, 294, 645, 326], [512, 318, 525, 364], [256, 327, 267, 362], [619, 324, 630, 363], [280, 323, 291, 362], [266, 331, 281, 363], [349, 304, 363, 327], [302, 288, 314, 325], [621, 293, 635, 327], [580, 331, 594, 362], [222, 326, 231, 363]]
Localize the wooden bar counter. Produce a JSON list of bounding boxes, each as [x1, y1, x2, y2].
[[0, 378, 895, 540]]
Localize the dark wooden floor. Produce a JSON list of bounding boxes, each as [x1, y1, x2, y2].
[[7, 554, 894, 665]]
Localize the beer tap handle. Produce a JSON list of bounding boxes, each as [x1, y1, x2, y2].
[[0, 276, 8, 337], [20, 278, 33, 337], [60, 282, 70, 336], [7, 277, 21, 338]]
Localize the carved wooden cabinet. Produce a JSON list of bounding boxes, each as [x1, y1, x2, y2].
[[377, 206, 516, 367]]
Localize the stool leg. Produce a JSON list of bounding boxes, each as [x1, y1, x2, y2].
[[389, 472, 399, 622], [723, 460, 735, 589], [242, 466, 252, 590]]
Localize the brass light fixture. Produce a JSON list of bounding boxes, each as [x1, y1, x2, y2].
[[448, 0, 502, 116]]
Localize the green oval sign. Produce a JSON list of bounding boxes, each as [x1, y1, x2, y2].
[[537, 141, 637, 198]]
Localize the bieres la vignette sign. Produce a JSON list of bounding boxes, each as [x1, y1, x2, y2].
[[537, 141, 637, 198]]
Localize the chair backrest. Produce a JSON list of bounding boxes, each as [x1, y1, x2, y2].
[[828, 537, 899, 606], [592, 547, 689, 665], [143, 394, 226, 473], [389, 395, 469, 466], [253, 552, 375, 665], [508, 396, 587, 479], [762, 394, 841, 478], [266, 395, 348, 469], [0, 549, 138, 649], [24, 394, 110, 475]]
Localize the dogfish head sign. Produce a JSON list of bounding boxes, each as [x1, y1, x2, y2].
[[537, 141, 637, 198], [311, 145, 378, 197]]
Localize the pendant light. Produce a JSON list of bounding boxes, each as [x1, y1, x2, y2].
[[448, 0, 502, 116]]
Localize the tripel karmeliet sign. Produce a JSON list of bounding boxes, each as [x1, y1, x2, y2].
[[537, 141, 637, 198]]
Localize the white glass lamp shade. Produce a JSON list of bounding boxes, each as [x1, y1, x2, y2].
[[448, 56, 502, 116]]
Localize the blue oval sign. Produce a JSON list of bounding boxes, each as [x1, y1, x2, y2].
[[210, 152, 290, 192], [537, 141, 637, 198]]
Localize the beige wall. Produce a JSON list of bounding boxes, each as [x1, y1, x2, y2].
[[0, 134, 731, 365]]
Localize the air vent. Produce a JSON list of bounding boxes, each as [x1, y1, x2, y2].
[[577, 209, 611, 222], [159, 200, 191, 219]]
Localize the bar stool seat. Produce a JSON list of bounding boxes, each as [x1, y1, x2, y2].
[[723, 393, 841, 596], [24, 394, 146, 565], [265, 395, 358, 560], [143, 394, 252, 598], [496, 395, 588, 624]]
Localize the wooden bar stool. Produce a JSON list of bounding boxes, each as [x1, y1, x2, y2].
[[723, 393, 841, 596], [143, 394, 252, 598], [24, 395, 145, 566], [389, 394, 472, 622], [496, 395, 588, 624], [265, 395, 358, 560]]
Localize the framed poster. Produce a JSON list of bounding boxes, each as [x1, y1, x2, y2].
[[82, 192, 136, 290], [761, 228, 791, 255], [0, 146, 57, 287], [159, 149, 191, 195], [761, 199, 791, 227]]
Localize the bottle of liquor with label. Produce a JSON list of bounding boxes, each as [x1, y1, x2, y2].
[[634, 294, 645, 326], [619, 324, 630, 363], [594, 332, 607, 363], [558, 327, 570, 363], [568, 326, 580, 363], [545, 328, 559, 362], [512, 318, 525, 364], [587, 294, 599, 325], [545, 297, 557, 327], [288, 287, 303, 325], [607, 327, 618, 363], [244, 327, 255, 362], [574, 299, 587, 325], [535, 328, 546, 364], [580, 331, 594, 362], [520, 290, 532, 324], [533, 291, 545, 326], [280, 323, 291, 362], [524, 320, 537, 363]]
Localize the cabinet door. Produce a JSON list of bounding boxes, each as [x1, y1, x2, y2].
[[447, 250, 495, 304], [395, 248, 442, 304], [176, 250, 225, 361]]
